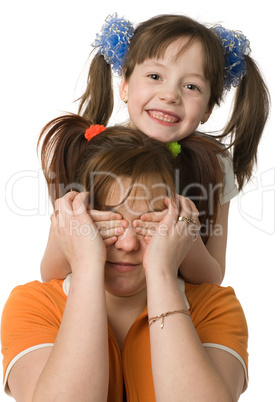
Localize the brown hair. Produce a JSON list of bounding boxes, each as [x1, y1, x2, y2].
[[78, 13, 270, 191], [37, 114, 176, 209], [38, 113, 224, 242], [176, 134, 224, 233]]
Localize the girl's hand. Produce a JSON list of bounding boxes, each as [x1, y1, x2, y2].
[[88, 210, 128, 246], [51, 192, 106, 274], [142, 195, 200, 278]]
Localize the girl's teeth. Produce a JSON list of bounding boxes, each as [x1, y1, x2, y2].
[[158, 116, 172, 122], [150, 111, 178, 123]]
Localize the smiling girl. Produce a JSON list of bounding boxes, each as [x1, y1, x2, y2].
[[40, 13, 270, 286]]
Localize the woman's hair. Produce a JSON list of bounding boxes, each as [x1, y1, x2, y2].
[[38, 113, 224, 243], [78, 14, 270, 190], [38, 114, 176, 210]]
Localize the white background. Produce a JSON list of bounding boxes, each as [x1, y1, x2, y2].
[[0, 1, 278, 401]]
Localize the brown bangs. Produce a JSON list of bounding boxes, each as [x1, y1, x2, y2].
[[76, 126, 176, 209]]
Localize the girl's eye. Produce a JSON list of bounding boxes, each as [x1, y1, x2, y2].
[[148, 73, 162, 81], [185, 83, 200, 91]]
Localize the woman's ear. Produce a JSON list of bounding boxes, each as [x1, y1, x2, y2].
[[120, 76, 128, 103]]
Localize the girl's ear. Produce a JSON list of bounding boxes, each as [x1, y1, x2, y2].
[[202, 106, 213, 124], [120, 76, 129, 101]]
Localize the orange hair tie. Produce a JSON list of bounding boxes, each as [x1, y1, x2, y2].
[[85, 124, 106, 141]]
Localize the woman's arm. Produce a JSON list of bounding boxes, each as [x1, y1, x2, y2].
[[144, 197, 244, 401], [9, 192, 109, 402], [139, 201, 230, 285], [41, 191, 126, 282]]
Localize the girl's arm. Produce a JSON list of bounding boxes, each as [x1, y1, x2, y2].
[[8, 192, 109, 401], [40, 220, 71, 281], [41, 192, 127, 282], [144, 196, 244, 401], [179, 201, 230, 284]]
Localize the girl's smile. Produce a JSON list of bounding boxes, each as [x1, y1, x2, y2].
[[120, 38, 212, 143], [147, 109, 181, 125]]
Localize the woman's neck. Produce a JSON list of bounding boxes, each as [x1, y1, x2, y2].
[[105, 289, 147, 350], [106, 288, 147, 318]]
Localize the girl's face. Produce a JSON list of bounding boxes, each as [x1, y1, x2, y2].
[[120, 39, 212, 143], [103, 177, 167, 298]]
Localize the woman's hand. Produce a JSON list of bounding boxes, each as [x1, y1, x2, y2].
[[141, 195, 200, 278], [133, 210, 167, 243], [88, 209, 128, 246], [51, 191, 106, 273]]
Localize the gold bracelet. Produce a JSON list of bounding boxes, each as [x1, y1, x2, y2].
[[148, 309, 190, 329]]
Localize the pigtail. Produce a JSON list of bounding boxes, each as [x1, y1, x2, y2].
[[222, 56, 270, 190], [37, 114, 91, 205], [78, 53, 114, 126]]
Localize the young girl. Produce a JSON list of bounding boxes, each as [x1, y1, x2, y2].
[[41, 13, 270, 285], [1, 115, 248, 401]]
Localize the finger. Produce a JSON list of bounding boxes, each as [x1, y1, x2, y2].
[[72, 192, 89, 215], [163, 197, 179, 220], [99, 226, 125, 239], [176, 197, 201, 240], [96, 220, 128, 231], [54, 191, 80, 217], [103, 236, 118, 247], [144, 235, 152, 244], [50, 212, 58, 228], [133, 220, 158, 233], [88, 209, 123, 221], [140, 209, 167, 222], [178, 195, 199, 219], [135, 226, 151, 236]]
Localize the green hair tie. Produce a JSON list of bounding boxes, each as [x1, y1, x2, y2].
[[166, 141, 181, 158]]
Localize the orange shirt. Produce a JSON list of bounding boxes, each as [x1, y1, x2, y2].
[[1, 277, 248, 400]]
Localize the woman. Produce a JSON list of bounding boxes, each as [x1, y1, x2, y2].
[[1, 114, 248, 401]]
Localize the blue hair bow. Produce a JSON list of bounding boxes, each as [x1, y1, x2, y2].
[[93, 13, 134, 75], [212, 26, 251, 89]]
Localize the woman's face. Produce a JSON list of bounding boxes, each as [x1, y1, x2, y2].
[[102, 177, 167, 298]]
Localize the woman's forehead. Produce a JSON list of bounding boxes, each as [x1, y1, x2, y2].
[[104, 177, 169, 214]]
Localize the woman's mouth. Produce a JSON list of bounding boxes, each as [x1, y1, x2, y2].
[[147, 110, 181, 125], [107, 261, 140, 273]]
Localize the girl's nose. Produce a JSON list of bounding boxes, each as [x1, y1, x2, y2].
[[114, 225, 140, 252], [159, 85, 180, 104]]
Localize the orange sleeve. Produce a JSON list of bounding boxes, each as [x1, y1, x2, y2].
[[1, 280, 66, 385], [186, 283, 248, 378]]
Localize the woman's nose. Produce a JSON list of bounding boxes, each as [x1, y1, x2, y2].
[[114, 225, 140, 252]]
